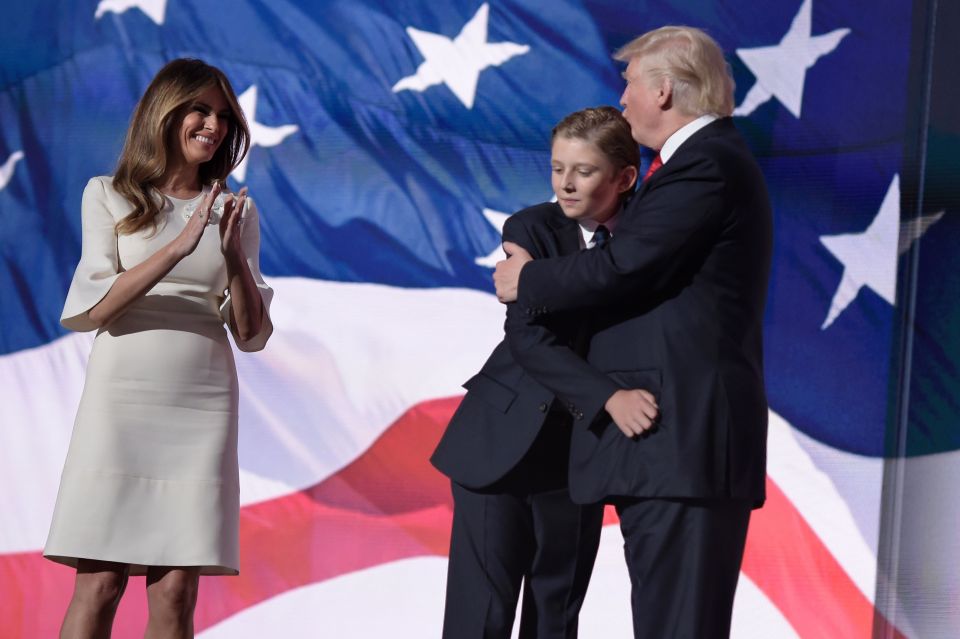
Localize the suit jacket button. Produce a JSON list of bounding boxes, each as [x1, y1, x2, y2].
[[539, 402, 548, 412], [576, 411, 584, 420]]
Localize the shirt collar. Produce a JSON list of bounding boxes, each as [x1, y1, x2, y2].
[[578, 211, 620, 249], [659, 114, 718, 164]]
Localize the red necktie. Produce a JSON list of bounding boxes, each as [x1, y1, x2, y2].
[[643, 154, 663, 181]]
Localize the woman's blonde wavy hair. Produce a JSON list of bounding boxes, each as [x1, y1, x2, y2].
[[614, 26, 735, 118], [113, 58, 250, 235]]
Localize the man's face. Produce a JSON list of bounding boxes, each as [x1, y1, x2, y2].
[[619, 57, 662, 148]]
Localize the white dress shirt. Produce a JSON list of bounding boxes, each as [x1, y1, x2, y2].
[[659, 114, 718, 164]]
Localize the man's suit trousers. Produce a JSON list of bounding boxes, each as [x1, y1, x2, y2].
[[614, 497, 751, 638]]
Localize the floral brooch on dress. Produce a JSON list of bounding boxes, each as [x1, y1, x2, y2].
[[182, 192, 227, 225]]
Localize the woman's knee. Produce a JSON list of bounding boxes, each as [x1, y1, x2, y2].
[[74, 563, 128, 609], [148, 570, 199, 616]]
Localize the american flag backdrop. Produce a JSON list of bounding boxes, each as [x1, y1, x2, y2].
[[1, 0, 956, 637]]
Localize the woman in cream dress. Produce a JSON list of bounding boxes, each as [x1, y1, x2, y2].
[[44, 58, 273, 638]]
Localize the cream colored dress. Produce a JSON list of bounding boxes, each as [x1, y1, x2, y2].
[[44, 176, 273, 576]]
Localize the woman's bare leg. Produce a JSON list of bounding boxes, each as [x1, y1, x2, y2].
[[60, 559, 130, 639], [144, 567, 200, 639]]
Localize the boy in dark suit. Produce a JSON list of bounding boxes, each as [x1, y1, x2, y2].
[[433, 107, 656, 638]]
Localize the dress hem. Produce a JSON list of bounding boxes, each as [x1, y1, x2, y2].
[[42, 552, 239, 577]]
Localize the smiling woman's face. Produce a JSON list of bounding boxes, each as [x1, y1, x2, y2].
[[174, 85, 231, 167], [551, 136, 629, 223]]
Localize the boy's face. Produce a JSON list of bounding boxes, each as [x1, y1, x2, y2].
[[551, 136, 628, 223]]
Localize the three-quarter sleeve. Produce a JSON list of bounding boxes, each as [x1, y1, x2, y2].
[[219, 197, 274, 352], [60, 177, 122, 332]]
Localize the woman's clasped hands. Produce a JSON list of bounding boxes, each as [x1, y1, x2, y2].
[[174, 181, 248, 260], [218, 185, 248, 258]]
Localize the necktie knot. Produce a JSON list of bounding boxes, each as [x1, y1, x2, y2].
[[593, 225, 610, 249], [643, 154, 663, 181]]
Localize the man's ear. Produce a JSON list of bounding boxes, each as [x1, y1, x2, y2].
[[657, 76, 673, 109]]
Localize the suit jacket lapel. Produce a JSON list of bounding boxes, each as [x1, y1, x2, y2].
[[635, 117, 734, 198]]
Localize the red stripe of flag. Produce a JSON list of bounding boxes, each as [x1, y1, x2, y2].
[[0, 397, 906, 638], [741, 477, 906, 638]]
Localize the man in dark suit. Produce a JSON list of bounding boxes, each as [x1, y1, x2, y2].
[[494, 27, 773, 638], [433, 107, 655, 638]]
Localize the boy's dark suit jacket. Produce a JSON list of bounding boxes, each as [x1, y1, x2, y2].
[[510, 118, 773, 507], [431, 203, 613, 488]]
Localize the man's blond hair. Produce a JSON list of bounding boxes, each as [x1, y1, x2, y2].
[[615, 26, 734, 117]]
